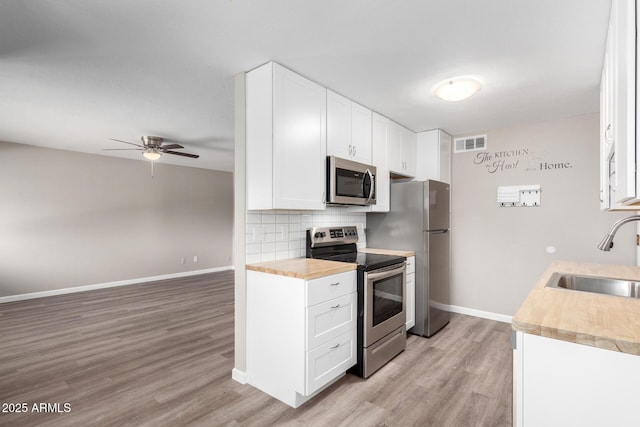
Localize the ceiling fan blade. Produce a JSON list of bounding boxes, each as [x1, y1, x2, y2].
[[102, 148, 143, 151], [109, 138, 143, 148], [160, 143, 184, 150], [164, 150, 200, 159]]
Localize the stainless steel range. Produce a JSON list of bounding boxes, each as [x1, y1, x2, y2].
[[306, 226, 407, 378]]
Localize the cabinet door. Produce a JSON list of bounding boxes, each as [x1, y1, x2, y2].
[[306, 293, 356, 350], [612, 0, 636, 205], [610, 0, 638, 203], [273, 64, 327, 210], [306, 270, 356, 306], [351, 102, 372, 164], [349, 112, 388, 213], [415, 130, 439, 181], [600, 47, 612, 210], [305, 329, 356, 396], [402, 127, 417, 177], [327, 90, 351, 159], [387, 120, 403, 174], [516, 332, 640, 427]]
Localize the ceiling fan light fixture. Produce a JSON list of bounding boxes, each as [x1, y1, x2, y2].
[[143, 150, 162, 161], [433, 77, 482, 102]]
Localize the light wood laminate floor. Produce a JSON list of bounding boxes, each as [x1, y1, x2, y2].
[[0, 271, 512, 426]]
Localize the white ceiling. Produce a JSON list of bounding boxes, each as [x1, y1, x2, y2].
[[0, 0, 611, 172]]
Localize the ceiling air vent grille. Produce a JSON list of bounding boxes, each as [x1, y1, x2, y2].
[[454, 134, 487, 153]]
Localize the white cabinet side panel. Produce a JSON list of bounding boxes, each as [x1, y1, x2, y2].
[[246, 271, 306, 399], [246, 63, 273, 210]]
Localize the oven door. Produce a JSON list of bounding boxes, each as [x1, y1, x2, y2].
[[364, 262, 406, 346]]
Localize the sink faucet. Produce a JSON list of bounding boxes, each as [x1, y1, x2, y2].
[[598, 215, 640, 251]]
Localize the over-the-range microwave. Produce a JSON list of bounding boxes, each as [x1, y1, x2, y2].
[[326, 156, 376, 206]]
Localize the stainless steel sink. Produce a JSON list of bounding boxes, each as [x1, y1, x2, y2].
[[545, 273, 640, 298]]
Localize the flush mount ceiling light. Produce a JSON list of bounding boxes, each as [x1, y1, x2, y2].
[[433, 77, 482, 102]]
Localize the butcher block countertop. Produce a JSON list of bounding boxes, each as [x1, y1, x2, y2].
[[246, 258, 356, 280], [512, 260, 640, 356], [361, 248, 416, 257]]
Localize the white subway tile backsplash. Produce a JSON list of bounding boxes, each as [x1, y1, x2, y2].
[[246, 243, 261, 255], [262, 214, 276, 224], [246, 213, 262, 224], [245, 207, 366, 264], [262, 242, 276, 253], [261, 252, 276, 262], [246, 253, 261, 264]]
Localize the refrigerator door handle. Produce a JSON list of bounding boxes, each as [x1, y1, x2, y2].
[[427, 229, 449, 234]]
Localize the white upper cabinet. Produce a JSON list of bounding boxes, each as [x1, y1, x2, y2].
[[600, 0, 638, 210], [350, 112, 390, 213], [402, 126, 417, 177], [327, 90, 372, 164], [388, 123, 416, 177], [387, 120, 403, 174], [414, 129, 452, 183], [246, 62, 327, 210]]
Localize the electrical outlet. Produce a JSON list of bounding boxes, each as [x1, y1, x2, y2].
[[180, 257, 185, 265], [193, 255, 198, 263]]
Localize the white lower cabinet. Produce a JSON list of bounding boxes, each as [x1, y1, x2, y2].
[[247, 269, 357, 408], [514, 331, 640, 426], [405, 256, 415, 330]]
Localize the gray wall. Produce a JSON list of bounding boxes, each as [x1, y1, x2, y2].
[[451, 113, 636, 316], [0, 141, 233, 297]]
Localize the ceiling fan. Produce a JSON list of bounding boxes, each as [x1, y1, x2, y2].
[[105, 136, 200, 160]]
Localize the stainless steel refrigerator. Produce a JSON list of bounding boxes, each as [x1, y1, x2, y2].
[[367, 180, 450, 337]]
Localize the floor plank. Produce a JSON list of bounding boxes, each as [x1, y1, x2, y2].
[[0, 270, 512, 426]]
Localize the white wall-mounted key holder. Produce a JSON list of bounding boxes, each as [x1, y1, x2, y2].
[[497, 185, 541, 207]]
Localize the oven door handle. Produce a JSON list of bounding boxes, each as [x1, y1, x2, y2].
[[366, 262, 406, 281]]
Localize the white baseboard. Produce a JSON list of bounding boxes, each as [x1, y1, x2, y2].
[[231, 368, 247, 384], [0, 266, 233, 304], [447, 304, 513, 324]]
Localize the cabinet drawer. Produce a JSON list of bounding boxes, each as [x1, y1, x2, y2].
[[406, 256, 415, 274], [306, 270, 356, 306], [305, 329, 356, 396], [306, 293, 356, 350]]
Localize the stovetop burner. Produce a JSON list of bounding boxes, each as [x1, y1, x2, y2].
[[306, 226, 405, 271]]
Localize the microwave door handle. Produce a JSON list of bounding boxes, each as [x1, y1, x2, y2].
[[364, 168, 374, 203]]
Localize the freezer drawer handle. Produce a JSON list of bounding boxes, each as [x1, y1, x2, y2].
[[429, 229, 449, 234]]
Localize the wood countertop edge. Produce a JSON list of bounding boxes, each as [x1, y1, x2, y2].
[[246, 260, 357, 280], [361, 248, 416, 257], [512, 319, 640, 356], [512, 260, 640, 357]]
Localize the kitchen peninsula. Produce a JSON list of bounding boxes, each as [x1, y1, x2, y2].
[[512, 260, 640, 426]]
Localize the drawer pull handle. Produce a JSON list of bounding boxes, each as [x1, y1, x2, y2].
[[330, 343, 340, 349], [330, 304, 340, 309], [330, 282, 340, 286]]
